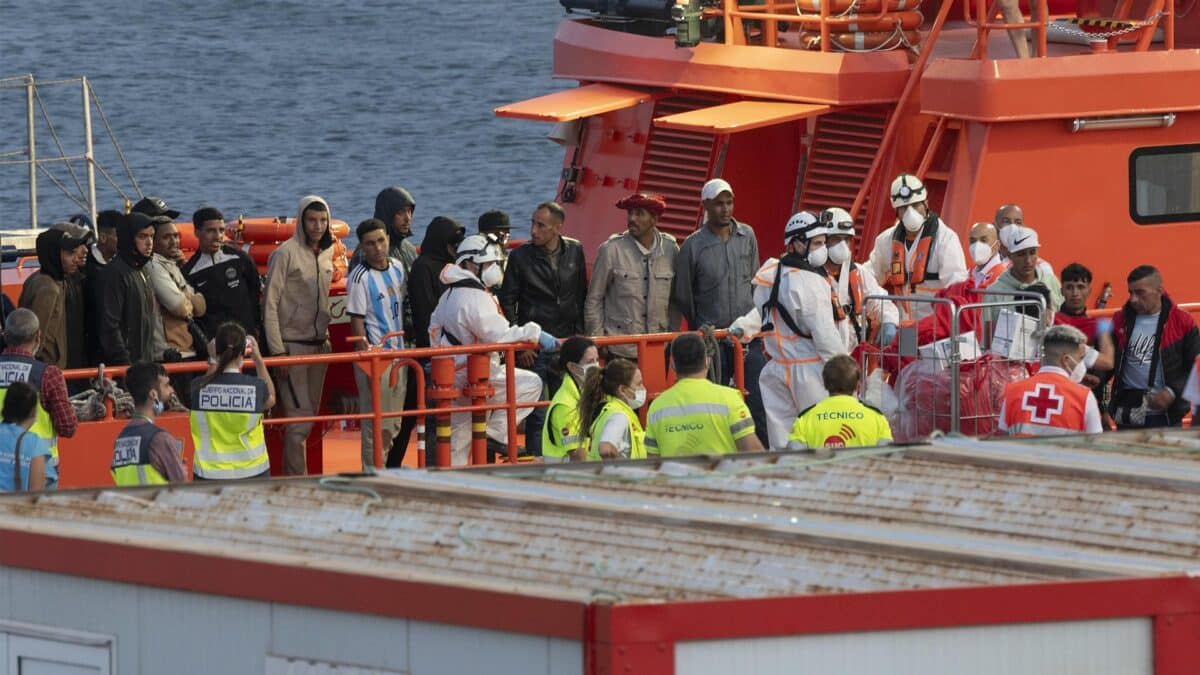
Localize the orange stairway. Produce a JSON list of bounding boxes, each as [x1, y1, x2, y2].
[[637, 95, 722, 240], [796, 107, 889, 238]]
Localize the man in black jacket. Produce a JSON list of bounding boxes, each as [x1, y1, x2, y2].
[[182, 207, 263, 340], [100, 212, 160, 365], [498, 201, 587, 456], [394, 215, 465, 468], [84, 210, 121, 365]]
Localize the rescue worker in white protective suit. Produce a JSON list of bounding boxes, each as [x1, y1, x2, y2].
[[819, 207, 900, 350], [727, 213, 845, 450], [428, 235, 559, 464], [867, 173, 968, 322]]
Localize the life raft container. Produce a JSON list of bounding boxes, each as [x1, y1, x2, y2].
[[796, 28, 921, 50]]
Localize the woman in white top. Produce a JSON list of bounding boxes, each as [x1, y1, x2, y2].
[[578, 359, 647, 460]]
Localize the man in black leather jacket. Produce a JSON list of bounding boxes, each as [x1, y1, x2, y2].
[[498, 201, 587, 456]]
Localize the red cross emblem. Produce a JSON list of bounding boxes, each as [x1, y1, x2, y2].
[[1021, 383, 1064, 424]]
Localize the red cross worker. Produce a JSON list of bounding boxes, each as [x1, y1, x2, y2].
[[999, 325, 1104, 436]]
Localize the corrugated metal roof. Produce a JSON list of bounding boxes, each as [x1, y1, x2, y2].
[[1, 429, 1199, 602]]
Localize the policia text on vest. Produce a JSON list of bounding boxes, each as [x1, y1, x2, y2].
[[190, 372, 270, 479]]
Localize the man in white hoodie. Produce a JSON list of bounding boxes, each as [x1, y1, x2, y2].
[[867, 173, 968, 322], [429, 235, 559, 465], [262, 195, 336, 475]]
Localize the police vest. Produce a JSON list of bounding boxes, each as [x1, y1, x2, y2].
[[587, 395, 646, 461], [190, 372, 270, 479], [1001, 371, 1091, 435], [111, 419, 171, 486], [790, 395, 892, 449], [0, 354, 57, 459], [542, 375, 582, 460], [644, 378, 755, 457]]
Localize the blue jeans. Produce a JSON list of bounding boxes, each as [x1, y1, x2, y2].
[[522, 351, 559, 457]]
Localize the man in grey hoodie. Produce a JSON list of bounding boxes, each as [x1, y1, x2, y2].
[[263, 196, 336, 475]]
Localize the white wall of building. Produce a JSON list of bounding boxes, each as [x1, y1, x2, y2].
[[0, 565, 581, 675], [675, 617, 1153, 675]]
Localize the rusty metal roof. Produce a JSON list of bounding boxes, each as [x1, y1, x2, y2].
[[1, 429, 1199, 602]]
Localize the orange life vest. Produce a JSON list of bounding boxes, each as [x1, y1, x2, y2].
[[1002, 370, 1092, 435], [887, 216, 938, 293], [826, 265, 866, 339]]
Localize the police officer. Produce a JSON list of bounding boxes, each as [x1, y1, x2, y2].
[[818, 208, 899, 350], [111, 362, 187, 485], [644, 333, 764, 457], [728, 212, 845, 450], [866, 173, 968, 321], [190, 322, 275, 480], [789, 355, 892, 451]]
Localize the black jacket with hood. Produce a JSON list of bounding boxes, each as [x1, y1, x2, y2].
[[99, 213, 160, 365], [409, 216, 465, 348]]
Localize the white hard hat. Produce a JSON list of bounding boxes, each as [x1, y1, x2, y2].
[[701, 178, 734, 201], [455, 234, 502, 265], [783, 211, 820, 244], [819, 207, 855, 237], [890, 173, 927, 208]]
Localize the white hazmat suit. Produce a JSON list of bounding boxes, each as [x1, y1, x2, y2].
[[867, 218, 967, 322]]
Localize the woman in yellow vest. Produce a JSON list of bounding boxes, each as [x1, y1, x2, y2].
[[578, 359, 647, 461], [190, 322, 276, 480], [541, 337, 598, 463]]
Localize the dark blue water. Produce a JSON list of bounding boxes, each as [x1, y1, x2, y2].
[[0, 0, 568, 241]]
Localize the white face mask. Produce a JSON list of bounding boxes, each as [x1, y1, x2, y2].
[[480, 263, 503, 288], [827, 240, 851, 265], [627, 387, 647, 409], [573, 362, 598, 382], [969, 241, 994, 266], [807, 245, 828, 268], [1066, 354, 1087, 383], [901, 206, 926, 232]]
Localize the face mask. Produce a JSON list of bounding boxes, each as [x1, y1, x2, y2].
[[807, 245, 828, 268], [969, 241, 994, 266], [480, 264, 503, 288], [152, 398, 165, 416], [827, 240, 851, 265], [572, 362, 597, 383], [627, 387, 647, 409], [1067, 355, 1087, 383], [901, 206, 925, 232]]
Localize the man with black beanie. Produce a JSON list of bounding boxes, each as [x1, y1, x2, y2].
[[99, 212, 161, 365]]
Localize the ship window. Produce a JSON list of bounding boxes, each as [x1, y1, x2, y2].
[[1130, 144, 1200, 224]]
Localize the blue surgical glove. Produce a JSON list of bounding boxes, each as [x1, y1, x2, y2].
[[879, 322, 898, 347], [1096, 317, 1114, 335], [538, 332, 560, 352]]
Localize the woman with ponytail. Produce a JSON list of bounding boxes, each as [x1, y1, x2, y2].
[[190, 322, 276, 480], [578, 359, 647, 460], [542, 336, 598, 463]]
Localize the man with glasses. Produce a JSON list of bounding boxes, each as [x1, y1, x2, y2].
[[182, 207, 263, 341]]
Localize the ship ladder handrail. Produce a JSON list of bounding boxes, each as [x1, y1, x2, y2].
[[59, 329, 745, 472]]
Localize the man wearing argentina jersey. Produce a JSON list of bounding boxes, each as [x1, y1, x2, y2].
[[347, 219, 408, 470]]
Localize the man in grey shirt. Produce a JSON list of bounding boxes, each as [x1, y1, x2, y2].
[[672, 178, 768, 444]]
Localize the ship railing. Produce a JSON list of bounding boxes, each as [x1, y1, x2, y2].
[[963, 0, 1051, 57], [60, 329, 744, 471], [963, 0, 1174, 56], [713, 0, 916, 51]]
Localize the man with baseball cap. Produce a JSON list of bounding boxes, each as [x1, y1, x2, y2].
[[984, 224, 1063, 325], [727, 211, 845, 449], [585, 193, 680, 359], [478, 209, 512, 269], [131, 196, 181, 220]]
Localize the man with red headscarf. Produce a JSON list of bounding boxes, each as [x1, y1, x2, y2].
[[585, 193, 681, 359]]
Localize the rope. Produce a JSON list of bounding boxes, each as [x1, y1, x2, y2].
[[93, 160, 132, 201], [90, 88, 142, 199], [37, 164, 90, 211], [33, 86, 87, 202], [316, 476, 383, 514]]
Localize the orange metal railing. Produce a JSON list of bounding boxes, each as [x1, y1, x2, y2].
[[713, 0, 907, 50], [60, 329, 744, 474], [963, 0, 1050, 58]]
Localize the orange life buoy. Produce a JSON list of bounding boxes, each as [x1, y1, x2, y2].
[[825, 10, 923, 32], [803, 29, 921, 49], [794, 0, 920, 13], [175, 217, 350, 248]]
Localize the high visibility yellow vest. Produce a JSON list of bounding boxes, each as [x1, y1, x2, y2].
[[542, 375, 582, 460], [189, 372, 270, 479], [586, 395, 646, 461], [789, 394, 892, 449], [644, 378, 755, 457], [111, 418, 170, 486], [0, 354, 58, 459]]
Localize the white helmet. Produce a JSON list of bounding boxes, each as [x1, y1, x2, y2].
[[890, 173, 927, 208], [455, 234, 502, 265], [783, 211, 820, 245], [819, 207, 855, 237]]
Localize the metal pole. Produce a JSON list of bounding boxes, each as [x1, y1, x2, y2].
[[82, 77, 97, 229], [25, 74, 37, 229]]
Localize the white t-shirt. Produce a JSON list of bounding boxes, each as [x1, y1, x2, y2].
[[598, 413, 632, 458], [1183, 360, 1200, 408]]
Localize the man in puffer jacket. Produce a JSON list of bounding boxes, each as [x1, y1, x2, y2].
[[263, 195, 336, 475], [99, 213, 160, 366]]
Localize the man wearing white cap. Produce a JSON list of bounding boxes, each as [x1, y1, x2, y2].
[[673, 178, 767, 442], [867, 173, 968, 322], [983, 224, 1063, 325], [727, 212, 844, 450]]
